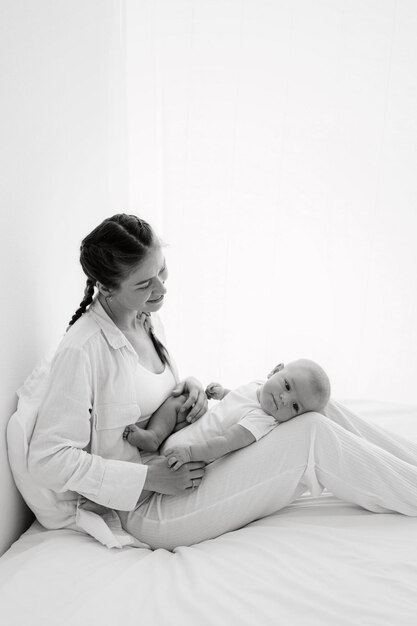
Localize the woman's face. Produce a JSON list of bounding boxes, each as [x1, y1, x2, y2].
[[111, 245, 168, 314]]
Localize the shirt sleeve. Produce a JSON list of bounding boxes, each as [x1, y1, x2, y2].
[[237, 410, 277, 441], [28, 345, 147, 511]]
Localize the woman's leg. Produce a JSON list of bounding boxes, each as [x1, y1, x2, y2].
[[324, 399, 417, 465], [120, 412, 417, 550]]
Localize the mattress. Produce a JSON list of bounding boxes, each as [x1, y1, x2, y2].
[[1, 400, 417, 626]]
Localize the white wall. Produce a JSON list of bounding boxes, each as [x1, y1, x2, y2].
[[126, 0, 417, 405], [0, 0, 127, 555]]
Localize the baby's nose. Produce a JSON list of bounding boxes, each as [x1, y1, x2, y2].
[[279, 392, 288, 406]]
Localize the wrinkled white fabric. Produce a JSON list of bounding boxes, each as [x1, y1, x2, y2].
[[160, 380, 276, 455], [9, 299, 417, 553], [7, 298, 178, 549], [121, 399, 417, 550], [134, 360, 176, 424], [4, 403, 417, 624]]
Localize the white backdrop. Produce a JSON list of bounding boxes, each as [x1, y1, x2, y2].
[[0, 0, 126, 555], [1, 0, 417, 556], [126, 0, 417, 404]]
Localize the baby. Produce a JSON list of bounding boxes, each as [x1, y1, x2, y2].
[[123, 358, 331, 469]]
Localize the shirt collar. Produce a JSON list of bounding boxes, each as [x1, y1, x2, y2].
[[88, 297, 130, 350]]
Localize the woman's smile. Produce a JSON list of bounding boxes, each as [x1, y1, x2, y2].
[[148, 294, 164, 303]]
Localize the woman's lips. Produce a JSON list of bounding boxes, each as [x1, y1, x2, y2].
[[148, 294, 164, 303]]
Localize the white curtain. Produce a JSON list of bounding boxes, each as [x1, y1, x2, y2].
[[125, 0, 417, 404]]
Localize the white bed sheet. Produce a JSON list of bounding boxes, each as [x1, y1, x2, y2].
[[1, 400, 417, 626]]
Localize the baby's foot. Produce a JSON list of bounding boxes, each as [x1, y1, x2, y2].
[[123, 424, 143, 447]]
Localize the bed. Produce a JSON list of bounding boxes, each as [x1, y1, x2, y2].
[[1, 400, 417, 626]]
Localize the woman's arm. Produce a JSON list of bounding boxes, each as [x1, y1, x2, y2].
[[27, 346, 149, 510], [28, 347, 204, 507], [164, 424, 256, 469]]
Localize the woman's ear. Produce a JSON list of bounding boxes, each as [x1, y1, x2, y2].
[[96, 282, 112, 298], [267, 362, 285, 379]]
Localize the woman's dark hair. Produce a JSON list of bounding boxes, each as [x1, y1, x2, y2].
[[68, 213, 169, 364]]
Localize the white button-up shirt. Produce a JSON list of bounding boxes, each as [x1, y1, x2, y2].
[[9, 298, 178, 548]]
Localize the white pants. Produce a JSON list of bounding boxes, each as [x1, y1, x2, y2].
[[119, 400, 417, 550]]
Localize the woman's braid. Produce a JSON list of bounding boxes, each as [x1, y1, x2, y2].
[[67, 278, 95, 329]]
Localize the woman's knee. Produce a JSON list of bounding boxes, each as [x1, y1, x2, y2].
[[293, 411, 329, 431]]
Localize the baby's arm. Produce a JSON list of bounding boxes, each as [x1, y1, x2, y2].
[[164, 424, 256, 469], [123, 395, 185, 452]]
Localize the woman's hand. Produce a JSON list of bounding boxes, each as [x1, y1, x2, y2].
[[143, 455, 205, 496], [171, 377, 208, 424]]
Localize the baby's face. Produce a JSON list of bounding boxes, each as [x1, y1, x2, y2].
[[258, 362, 323, 423]]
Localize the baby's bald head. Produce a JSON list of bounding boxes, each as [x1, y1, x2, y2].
[[286, 359, 331, 411], [259, 358, 331, 423]]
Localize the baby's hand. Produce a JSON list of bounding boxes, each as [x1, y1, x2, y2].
[[205, 382, 224, 400], [164, 446, 192, 471]]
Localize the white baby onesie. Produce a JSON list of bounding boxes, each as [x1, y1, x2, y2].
[[161, 381, 277, 454]]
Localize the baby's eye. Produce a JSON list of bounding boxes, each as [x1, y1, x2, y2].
[[284, 379, 291, 391], [293, 402, 299, 413]]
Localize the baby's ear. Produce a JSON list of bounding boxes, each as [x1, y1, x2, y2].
[[267, 362, 285, 378]]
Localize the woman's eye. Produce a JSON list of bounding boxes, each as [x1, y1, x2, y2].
[[159, 265, 167, 275], [293, 403, 299, 413], [285, 380, 290, 391], [137, 282, 151, 290]]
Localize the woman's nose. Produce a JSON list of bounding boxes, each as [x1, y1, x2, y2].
[[153, 277, 167, 294]]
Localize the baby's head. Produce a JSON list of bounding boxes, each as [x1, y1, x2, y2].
[[258, 359, 330, 423]]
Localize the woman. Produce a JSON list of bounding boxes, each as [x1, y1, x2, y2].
[[27, 214, 417, 550]]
